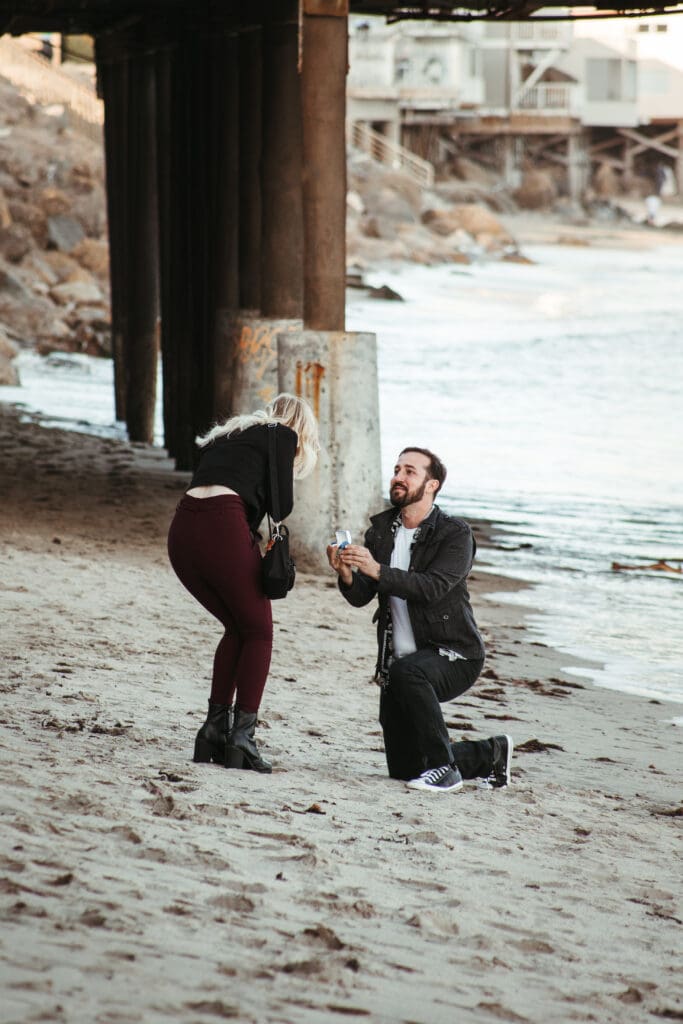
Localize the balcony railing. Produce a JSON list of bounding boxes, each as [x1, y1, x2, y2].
[[347, 121, 435, 188], [515, 83, 574, 114]]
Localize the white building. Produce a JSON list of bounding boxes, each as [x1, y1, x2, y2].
[[574, 14, 683, 122], [346, 11, 683, 195], [347, 15, 484, 144]]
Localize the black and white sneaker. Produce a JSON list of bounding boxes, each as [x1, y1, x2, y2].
[[480, 734, 513, 789], [407, 764, 464, 793]]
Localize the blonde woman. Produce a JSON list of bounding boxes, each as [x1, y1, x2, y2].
[[168, 394, 319, 773]]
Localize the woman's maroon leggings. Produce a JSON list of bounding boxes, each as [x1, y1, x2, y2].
[[167, 494, 272, 713]]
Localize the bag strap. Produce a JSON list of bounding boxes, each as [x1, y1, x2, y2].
[[267, 422, 283, 524]]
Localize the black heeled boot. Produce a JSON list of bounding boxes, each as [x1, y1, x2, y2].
[[225, 708, 272, 773], [193, 701, 232, 764]]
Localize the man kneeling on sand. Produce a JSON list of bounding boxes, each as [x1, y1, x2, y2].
[[327, 446, 512, 794]]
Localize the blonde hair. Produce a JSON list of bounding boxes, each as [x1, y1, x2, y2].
[[196, 393, 320, 479]]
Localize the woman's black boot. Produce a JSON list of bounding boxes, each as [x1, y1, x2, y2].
[[225, 708, 272, 773], [193, 701, 232, 764]]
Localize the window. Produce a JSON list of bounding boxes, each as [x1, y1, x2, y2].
[[395, 57, 411, 83]]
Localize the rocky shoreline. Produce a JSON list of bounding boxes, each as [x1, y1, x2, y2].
[[5, 66, 683, 389]]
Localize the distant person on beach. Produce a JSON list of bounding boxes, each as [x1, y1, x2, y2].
[[645, 162, 669, 226], [168, 394, 319, 773], [327, 447, 512, 794]]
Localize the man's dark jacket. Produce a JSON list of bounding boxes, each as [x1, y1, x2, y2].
[[340, 505, 485, 678]]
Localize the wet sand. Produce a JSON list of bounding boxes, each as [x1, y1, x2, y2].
[[0, 402, 681, 1024]]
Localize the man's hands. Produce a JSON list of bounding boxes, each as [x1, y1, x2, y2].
[[326, 543, 381, 583], [326, 543, 353, 585]]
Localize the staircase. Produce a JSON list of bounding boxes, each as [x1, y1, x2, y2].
[[348, 121, 435, 189], [0, 36, 103, 143]]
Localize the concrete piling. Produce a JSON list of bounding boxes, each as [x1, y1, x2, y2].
[[230, 316, 303, 415], [278, 329, 382, 571]]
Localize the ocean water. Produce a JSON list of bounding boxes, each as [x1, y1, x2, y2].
[[347, 242, 683, 705], [2, 241, 682, 704]]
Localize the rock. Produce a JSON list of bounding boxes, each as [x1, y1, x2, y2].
[[71, 190, 107, 236], [70, 162, 96, 194], [22, 251, 60, 286], [502, 251, 535, 265], [374, 185, 417, 224], [349, 166, 423, 241], [367, 284, 404, 301], [0, 325, 19, 360], [66, 266, 100, 288], [48, 318, 72, 340], [0, 353, 19, 385], [513, 170, 558, 210], [73, 319, 111, 357], [37, 334, 76, 356], [8, 198, 48, 246], [47, 213, 86, 253], [422, 204, 513, 245], [451, 156, 500, 189], [38, 186, 72, 217], [0, 290, 66, 348], [345, 267, 365, 288], [0, 325, 19, 384], [0, 188, 11, 229], [434, 180, 519, 215], [51, 279, 104, 306], [360, 216, 381, 239], [0, 223, 32, 263], [72, 238, 109, 278], [591, 163, 620, 198], [0, 261, 33, 301], [66, 305, 110, 332], [41, 250, 81, 282], [446, 227, 477, 253]]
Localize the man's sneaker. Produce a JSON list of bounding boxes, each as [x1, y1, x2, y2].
[[480, 734, 513, 789], [407, 764, 464, 793]]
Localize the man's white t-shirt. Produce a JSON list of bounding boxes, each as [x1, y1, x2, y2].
[[389, 524, 418, 658]]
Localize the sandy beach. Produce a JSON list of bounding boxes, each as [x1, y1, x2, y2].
[[0, 401, 681, 1024]]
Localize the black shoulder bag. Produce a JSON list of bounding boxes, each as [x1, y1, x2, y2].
[[261, 423, 296, 599]]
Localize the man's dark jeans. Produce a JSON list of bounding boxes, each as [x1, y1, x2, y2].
[[379, 650, 490, 780]]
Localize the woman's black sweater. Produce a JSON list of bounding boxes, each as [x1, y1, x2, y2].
[[188, 423, 297, 531]]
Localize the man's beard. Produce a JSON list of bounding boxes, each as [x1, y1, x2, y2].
[[390, 479, 427, 508]]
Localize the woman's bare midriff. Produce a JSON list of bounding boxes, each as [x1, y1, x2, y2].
[[186, 485, 239, 499]]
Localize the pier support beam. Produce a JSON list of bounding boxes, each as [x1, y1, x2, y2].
[[210, 26, 240, 422], [239, 19, 263, 314], [125, 48, 159, 444], [231, 2, 303, 417], [261, 1, 303, 320], [97, 49, 128, 423], [98, 34, 159, 445], [300, 0, 348, 331], [154, 40, 175, 457]]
